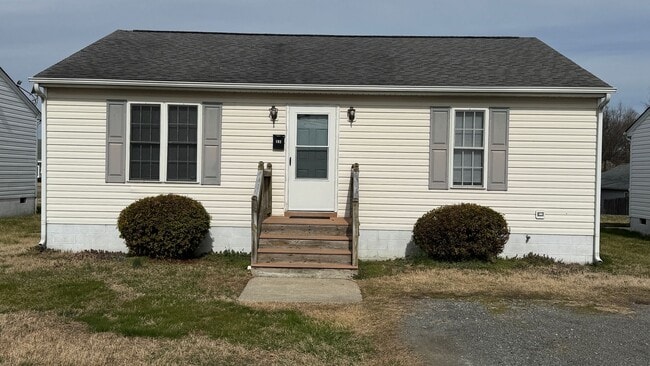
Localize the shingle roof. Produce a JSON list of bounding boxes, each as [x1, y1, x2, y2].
[[35, 30, 611, 88], [602, 163, 629, 191]]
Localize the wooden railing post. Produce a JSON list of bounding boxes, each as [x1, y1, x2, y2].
[[251, 161, 265, 265], [265, 162, 273, 217], [351, 163, 360, 267]]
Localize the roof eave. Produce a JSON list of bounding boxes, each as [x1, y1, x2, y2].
[[29, 77, 616, 97], [1, 68, 41, 117], [625, 106, 650, 136]]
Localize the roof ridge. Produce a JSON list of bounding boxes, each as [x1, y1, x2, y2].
[[127, 29, 523, 39]]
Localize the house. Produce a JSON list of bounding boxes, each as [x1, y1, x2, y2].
[[31, 30, 615, 266], [600, 163, 629, 215], [0, 67, 40, 218], [625, 107, 650, 234]]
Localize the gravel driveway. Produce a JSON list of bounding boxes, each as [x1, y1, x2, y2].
[[401, 299, 650, 366]]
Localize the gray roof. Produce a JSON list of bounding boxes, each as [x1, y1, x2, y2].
[[35, 30, 611, 88], [601, 163, 629, 191]]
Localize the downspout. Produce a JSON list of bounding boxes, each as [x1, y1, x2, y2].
[[32, 83, 47, 249], [593, 93, 611, 263]]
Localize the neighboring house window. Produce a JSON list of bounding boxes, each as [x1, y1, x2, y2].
[[452, 110, 485, 187], [429, 107, 508, 191], [105, 100, 222, 185]]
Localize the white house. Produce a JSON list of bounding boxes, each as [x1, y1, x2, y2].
[[0, 67, 40, 218], [626, 107, 650, 235], [31, 30, 614, 266]]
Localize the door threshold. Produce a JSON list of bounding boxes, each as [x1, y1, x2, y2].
[[284, 211, 338, 219]]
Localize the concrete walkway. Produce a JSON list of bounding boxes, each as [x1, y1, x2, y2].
[[238, 277, 362, 304]]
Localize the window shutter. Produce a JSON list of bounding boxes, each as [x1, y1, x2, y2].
[[429, 107, 450, 190], [202, 103, 222, 185], [488, 108, 509, 191], [105, 100, 126, 183]]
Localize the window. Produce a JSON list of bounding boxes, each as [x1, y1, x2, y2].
[[167, 105, 198, 181], [106, 100, 221, 185], [129, 104, 161, 181], [453, 110, 485, 187], [429, 107, 508, 191], [128, 103, 199, 182]]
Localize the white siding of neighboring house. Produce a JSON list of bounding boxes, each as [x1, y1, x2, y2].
[[0, 71, 38, 217], [629, 112, 650, 234], [44, 88, 599, 262]]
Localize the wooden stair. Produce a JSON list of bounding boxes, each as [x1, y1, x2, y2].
[[252, 214, 357, 271]]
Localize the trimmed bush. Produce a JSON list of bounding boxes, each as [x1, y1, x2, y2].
[[117, 194, 210, 259], [413, 203, 509, 261]]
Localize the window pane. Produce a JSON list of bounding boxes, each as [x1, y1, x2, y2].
[[296, 147, 328, 178], [167, 105, 198, 182], [297, 114, 328, 146], [130, 104, 161, 181]]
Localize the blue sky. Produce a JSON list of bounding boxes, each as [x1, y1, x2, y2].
[[2, 0, 648, 111]]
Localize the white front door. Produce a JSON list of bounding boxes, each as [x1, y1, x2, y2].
[[287, 106, 337, 212]]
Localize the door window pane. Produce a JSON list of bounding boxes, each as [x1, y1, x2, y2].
[[297, 114, 328, 146], [296, 147, 328, 178], [296, 114, 328, 179]]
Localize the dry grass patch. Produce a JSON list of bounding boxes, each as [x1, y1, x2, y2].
[[0, 311, 326, 366], [359, 267, 649, 310], [247, 300, 420, 365]]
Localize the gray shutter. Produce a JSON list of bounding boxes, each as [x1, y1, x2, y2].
[[429, 107, 450, 190], [488, 108, 509, 191], [106, 100, 126, 183], [202, 103, 222, 185]]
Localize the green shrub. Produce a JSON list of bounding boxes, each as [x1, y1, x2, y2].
[[413, 203, 509, 261], [117, 194, 210, 259]]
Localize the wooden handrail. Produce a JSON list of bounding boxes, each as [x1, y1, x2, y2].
[[251, 161, 272, 265], [351, 163, 360, 267]]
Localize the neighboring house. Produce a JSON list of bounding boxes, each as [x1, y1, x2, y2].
[[31, 30, 614, 265], [0, 67, 40, 218], [600, 163, 629, 215], [626, 107, 650, 234]]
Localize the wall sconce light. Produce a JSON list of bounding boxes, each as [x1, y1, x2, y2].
[[269, 105, 278, 123], [347, 106, 356, 122]]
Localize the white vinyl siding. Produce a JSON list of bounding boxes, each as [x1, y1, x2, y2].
[[0, 73, 38, 200], [337, 99, 598, 237], [629, 113, 650, 219], [45, 89, 286, 227], [46, 89, 597, 239]]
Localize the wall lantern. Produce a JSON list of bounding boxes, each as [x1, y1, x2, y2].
[[269, 105, 278, 123], [347, 106, 356, 122]]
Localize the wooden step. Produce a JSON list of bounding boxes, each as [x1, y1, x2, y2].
[[258, 248, 351, 255], [252, 262, 358, 270], [259, 233, 351, 250], [263, 216, 350, 225], [257, 248, 352, 264], [261, 217, 351, 236]]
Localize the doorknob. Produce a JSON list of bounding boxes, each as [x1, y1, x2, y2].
[[289, 157, 292, 166]]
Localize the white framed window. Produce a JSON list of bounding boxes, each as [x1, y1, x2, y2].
[[126, 102, 202, 183], [451, 109, 488, 188]]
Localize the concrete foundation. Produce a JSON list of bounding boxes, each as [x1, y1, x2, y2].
[[630, 217, 650, 236], [0, 197, 35, 218], [46, 224, 596, 264]]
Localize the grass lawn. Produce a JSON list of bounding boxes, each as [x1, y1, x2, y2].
[[1, 214, 649, 365]]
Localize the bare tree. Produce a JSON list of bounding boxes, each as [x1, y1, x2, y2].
[[602, 102, 638, 171]]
